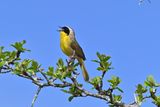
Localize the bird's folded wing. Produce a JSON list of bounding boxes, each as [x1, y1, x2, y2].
[[71, 40, 86, 60]]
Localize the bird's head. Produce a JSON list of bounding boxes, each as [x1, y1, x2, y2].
[[58, 26, 74, 36]]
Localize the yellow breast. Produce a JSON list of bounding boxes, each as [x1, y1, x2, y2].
[[60, 32, 73, 56]]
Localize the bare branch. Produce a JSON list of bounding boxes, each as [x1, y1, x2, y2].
[[31, 87, 42, 107]]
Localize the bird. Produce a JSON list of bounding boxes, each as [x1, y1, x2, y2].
[[58, 26, 89, 81]]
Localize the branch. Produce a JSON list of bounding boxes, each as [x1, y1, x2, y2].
[[1, 41, 159, 107], [31, 87, 42, 107]]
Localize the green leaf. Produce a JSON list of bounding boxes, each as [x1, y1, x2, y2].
[[0, 61, 6, 67], [56, 58, 67, 72], [9, 51, 17, 59], [2, 51, 10, 60], [153, 96, 160, 106], [21, 59, 31, 67], [68, 96, 74, 102], [148, 75, 155, 84], [53, 70, 61, 79], [116, 87, 124, 93], [113, 94, 122, 102], [27, 69, 35, 74], [96, 52, 101, 60], [136, 95, 143, 104], [90, 76, 101, 88], [49, 66, 54, 72], [57, 58, 64, 68], [12, 59, 40, 75], [61, 72, 67, 79], [108, 76, 121, 88], [54, 59, 69, 80], [136, 84, 147, 94], [97, 67, 103, 71], [13, 62, 23, 74], [144, 75, 156, 87], [144, 81, 151, 87], [46, 66, 54, 76], [31, 60, 40, 71], [0, 46, 4, 55], [135, 84, 148, 104], [109, 105, 114, 107], [69, 85, 76, 93], [11, 40, 29, 52], [93, 52, 112, 72], [92, 59, 100, 63]]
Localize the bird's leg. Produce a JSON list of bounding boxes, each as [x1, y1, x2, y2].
[[66, 51, 76, 73], [69, 50, 76, 64], [71, 50, 76, 59]]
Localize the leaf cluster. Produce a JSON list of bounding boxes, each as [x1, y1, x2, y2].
[[135, 75, 160, 106], [1, 41, 160, 107]]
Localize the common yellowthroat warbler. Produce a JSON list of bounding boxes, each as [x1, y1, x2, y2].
[[58, 26, 89, 81]]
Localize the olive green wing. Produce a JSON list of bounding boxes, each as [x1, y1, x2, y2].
[[71, 40, 86, 60]]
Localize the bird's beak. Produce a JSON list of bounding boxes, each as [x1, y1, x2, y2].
[[57, 26, 63, 32]]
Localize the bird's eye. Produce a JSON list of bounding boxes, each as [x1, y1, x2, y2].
[[62, 26, 70, 35]]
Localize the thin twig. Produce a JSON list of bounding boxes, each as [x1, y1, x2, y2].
[[40, 70, 51, 83], [31, 86, 42, 107], [0, 70, 11, 74], [99, 71, 106, 92]]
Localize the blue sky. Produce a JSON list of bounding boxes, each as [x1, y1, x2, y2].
[[0, 0, 160, 107]]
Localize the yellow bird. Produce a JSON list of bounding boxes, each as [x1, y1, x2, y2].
[[58, 26, 89, 81]]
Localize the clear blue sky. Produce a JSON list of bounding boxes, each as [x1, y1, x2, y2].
[[0, 0, 160, 107]]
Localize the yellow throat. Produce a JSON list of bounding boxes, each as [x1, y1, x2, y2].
[[60, 31, 73, 57]]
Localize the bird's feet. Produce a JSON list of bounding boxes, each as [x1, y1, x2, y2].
[[69, 50, 76, 64], [68, 57, 75, 65]]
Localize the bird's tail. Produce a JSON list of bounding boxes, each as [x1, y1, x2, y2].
[[78, 58, 89, 81]]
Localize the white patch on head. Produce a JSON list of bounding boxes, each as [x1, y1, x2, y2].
[[66, 26, 74, 33], [65, 26, 76, 40]]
